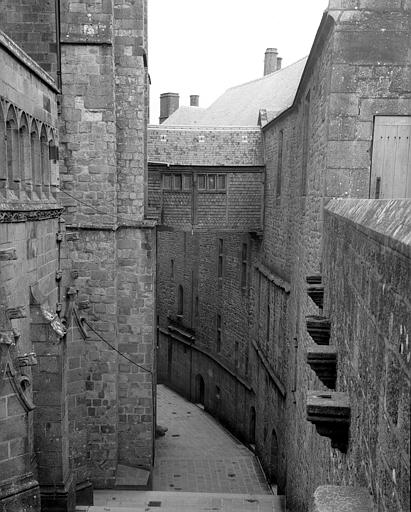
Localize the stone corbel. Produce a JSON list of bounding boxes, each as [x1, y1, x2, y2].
[[306, 391, 350, 453], [306, 315, 331, 345], [0, 247, 17, 260], [30, 283, 67, 339], [0, 304, 19, 346], [307, 345, 337, 389], [306, 275, 324, 309]]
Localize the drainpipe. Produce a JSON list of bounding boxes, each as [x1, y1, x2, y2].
[[54, 0, 62, 90]]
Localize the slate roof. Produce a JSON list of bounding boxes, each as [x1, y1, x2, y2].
[[162, 57, 308, 127], [163, 105, 207, 126]]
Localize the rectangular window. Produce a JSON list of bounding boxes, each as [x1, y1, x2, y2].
[[163, 174, 172, 190], [301, 91, 310, 196], [198, 174, 206, 190], [241, 243, 248, 289], [208, 174, 216, 190], [173, 174, 182, 190], [217, 174, 226, 190], [197, 173, 227, 191], [277, 129, 283, 197], [182, 174, 192, 190], [218, 239, 224, 279], [171, 259, 174, 278], [217, 314, 222, 352]]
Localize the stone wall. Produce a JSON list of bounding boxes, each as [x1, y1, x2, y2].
[[0, 29, 61, 512], [148, 126, 264, 166], [151, 1, 411, 510], [1, 0, 155, 506], [322, 199, 410, 512]]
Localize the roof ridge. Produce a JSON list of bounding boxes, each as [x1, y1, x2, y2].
[[223, 56, 308, 93]]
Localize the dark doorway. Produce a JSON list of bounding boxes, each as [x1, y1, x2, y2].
[[270, 428, 279, 484], [195, 374, 205, 406], [249, 406, 256, 445]]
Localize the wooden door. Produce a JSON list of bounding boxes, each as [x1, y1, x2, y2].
[[370, 116, 411, 199]]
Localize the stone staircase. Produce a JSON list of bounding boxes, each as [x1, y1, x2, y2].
[[76, 490, 286, 512]]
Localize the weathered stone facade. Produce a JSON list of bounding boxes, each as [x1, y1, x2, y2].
[[1, 1, 154, 511], [149, 1, 410, 511]]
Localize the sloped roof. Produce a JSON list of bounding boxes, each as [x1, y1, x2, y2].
[[200, 57, 307, 126], [163, 105, 207, 126]]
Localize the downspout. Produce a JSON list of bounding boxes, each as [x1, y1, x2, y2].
[[54, 0, 62, 90]]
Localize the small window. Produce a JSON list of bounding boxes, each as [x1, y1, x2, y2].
[[218, 239, 224, 279], [171, 259, 174, 278], [198, 174, 206, 190], [277, 130, 283, 197], [216, 314, 222, 352], [177, 285, 184, 316], [163, 174, 172, 190], [241, 243, 248, 288], [182, 174, 192, 190], [195, 296, 199, 318], [173, 174, 182, 190], [217, 174, 226, 190], [208, 174, 216, 190]]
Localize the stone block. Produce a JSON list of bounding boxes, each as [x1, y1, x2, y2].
[[311, 485, 375, 512]]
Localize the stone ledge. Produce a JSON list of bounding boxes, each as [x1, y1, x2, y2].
[[307, 391, 350, 452], [311, 485, 375, 512], [307, 345, 337, 389]]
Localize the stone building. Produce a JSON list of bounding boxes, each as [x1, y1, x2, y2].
[[148, 2, 410, 511], [0, 1, 155, 511]]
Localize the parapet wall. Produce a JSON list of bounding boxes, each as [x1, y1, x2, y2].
[[322, 198, 410, 512]]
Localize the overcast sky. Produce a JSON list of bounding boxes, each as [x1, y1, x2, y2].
[[148, 0, 329, 124]]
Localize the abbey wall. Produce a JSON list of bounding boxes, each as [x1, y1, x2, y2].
[[148, 1, 411, 511], [0, 1, 154, 510]]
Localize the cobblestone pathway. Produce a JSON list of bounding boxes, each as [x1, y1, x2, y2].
[[153, 385, 271, 494]]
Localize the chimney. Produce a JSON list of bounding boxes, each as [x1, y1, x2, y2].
[[190, 95, 199, 107], [159, 92, 179, 124], [264, 48, 279, 76], [276, 57, 282, 70]]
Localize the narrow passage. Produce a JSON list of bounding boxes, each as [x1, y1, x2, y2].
[[153, 385, 271, 494], [89, 386, 284, 511]]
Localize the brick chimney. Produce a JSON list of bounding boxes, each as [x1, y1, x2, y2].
[[159, 92, 179, 124], [190, 95, 199, 107], [264, 48, 282, 76]]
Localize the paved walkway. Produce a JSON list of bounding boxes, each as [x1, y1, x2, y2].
[[152, 385, 271, 494], [78, 385, 282, 511]]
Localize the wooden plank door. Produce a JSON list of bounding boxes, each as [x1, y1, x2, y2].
[[370, 116, 411, 199]]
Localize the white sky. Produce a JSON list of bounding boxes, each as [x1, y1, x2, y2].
[[148, 0, 329, 124]]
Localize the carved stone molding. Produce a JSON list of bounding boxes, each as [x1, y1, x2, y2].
[[306, 315, 331, 345], [307, 345, 337, 389], [0, 247, 17, 260], [0, 206, 64, 223], [16, 352, 38, 367], [307, 391, 350, 453]]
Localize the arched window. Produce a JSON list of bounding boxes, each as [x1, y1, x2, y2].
[[0, 105, 6, 194], [270, 428, 279, 485], [195, 374, 205, 406], [19, 114, 31, 198], [48, 131, 58, 198], [30, 122, 41, 198], [40, 125, 50, 197], [177, 285, 184, 316], [249, 406, 256, 445], [6, 106, 19, 193]]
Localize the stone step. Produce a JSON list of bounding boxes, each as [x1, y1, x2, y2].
[[77, 490, 285, 512]]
